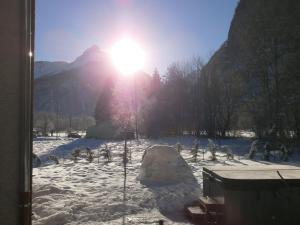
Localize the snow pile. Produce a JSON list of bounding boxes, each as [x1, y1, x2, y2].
[[138, 145, 196, 185]]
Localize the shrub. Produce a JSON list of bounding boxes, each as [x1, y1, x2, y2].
[[176, 143, 182, 154], [83, 148, 95, 163], [248, 140, 259, 159], [48, 155, 59, 164], [71, 149, 81, 162], [207, 139, 217, 161], [191, 139, 200, 162], [32, 153, 41, 167]]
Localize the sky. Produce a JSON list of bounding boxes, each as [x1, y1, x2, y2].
[[35, 0, 239, 74]]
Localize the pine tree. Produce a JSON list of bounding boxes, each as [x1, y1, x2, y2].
[[94, 87, 113, 125]]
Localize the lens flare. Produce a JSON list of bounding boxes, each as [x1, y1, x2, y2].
[[110, 37, 145, 75]]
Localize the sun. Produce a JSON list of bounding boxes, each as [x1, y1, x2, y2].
[[110, 37, 145, 75]]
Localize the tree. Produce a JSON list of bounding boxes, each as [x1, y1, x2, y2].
[[33, 112, 55, 136], [94, 87, 113, 125]]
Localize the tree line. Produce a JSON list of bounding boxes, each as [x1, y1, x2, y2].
[[94, 45, 299, 142], [94, 0, 300, 142], [34, 111, 95, 136], [138, 0, 300, 142]]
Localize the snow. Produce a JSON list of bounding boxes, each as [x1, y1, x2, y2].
[[32, 135, 300, 225], [138, 145, 196, 185]]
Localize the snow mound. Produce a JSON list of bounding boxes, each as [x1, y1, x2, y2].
[[138, 145, 195, 185]]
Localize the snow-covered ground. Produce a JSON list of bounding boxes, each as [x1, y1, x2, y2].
[[32, 135, 300, 225]]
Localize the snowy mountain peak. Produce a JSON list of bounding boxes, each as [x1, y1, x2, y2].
[[82, 45, 101, 55], [35, 45, 109, 78], [71, 45, 107, 68]]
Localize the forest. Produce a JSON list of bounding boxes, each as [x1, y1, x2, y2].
[[95, 0, 300, 143], [34, 0, 300, 145]]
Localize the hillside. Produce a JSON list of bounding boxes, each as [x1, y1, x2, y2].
[[200, 0, 300, 137], [34, 46, 118, 117], [34, 46, 152, 117], [34, 61, 69, 79]]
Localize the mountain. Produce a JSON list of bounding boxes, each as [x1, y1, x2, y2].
[[34, 45, 118, 117], [201, 0, 300, 135], [34, 45, 152, 118], [69, 45, 108, 69], [34, 45, 108, 79], [204, 0, 300, 82], [34, 61, 68, 79]]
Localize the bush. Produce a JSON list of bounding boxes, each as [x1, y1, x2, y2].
[[176, 143, 182, 154], [32, 153, 41, 167], [48, 155, 59, 164], [207, 139, 217, 161], [248, 140, 258, 159], [71, 149, 81, 162], [86, 148, 94, 163]]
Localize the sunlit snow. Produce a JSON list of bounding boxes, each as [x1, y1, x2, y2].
[[32, 135, 300, 225]]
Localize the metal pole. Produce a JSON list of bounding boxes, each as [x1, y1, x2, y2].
[[134, 75, 138, 140], [122, 127, 128, 225]]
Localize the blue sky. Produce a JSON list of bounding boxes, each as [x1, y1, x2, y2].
[[35, 0, 239, 74]]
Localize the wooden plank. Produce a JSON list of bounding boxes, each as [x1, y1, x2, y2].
[[203, 165, 300, 180], [187, 206, 206, 215], [204, 165, 300, 171], [199, 196, 224, 205], [199, 196, 224, 212]]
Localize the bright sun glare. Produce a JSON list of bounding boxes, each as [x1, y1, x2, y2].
[[110, 38, 145, 75]]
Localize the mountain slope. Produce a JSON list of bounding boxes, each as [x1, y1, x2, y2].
[[34, 46, 117, 117], [201, 0, 300, 135], [34, 61, 69, 79], [34, 46, 153, 118]]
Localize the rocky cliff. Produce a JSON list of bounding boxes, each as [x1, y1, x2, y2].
[[201, 0, 300, 135]]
